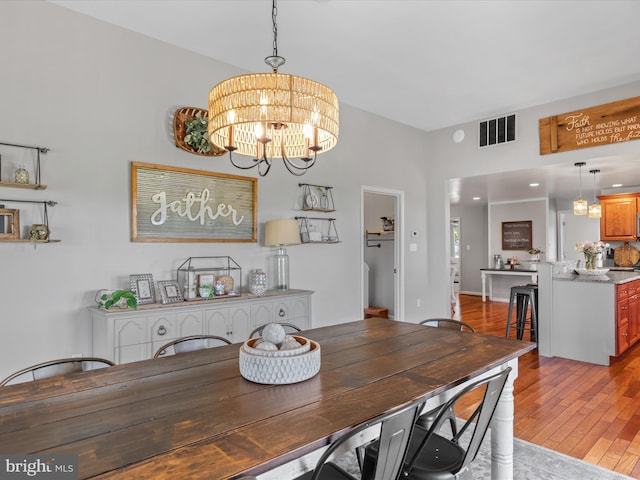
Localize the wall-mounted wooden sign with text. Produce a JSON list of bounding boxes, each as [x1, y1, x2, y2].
[[539, 96, 640, 155], [131, 162, 257, 243]]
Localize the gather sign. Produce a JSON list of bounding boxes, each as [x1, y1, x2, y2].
[[539, 96, 640, 155], [131, 162, 257, 243]]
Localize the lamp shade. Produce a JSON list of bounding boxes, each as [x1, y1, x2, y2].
[[265, 219, 301, 246]]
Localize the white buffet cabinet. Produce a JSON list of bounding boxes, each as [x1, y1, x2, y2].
[[91, 289, 312, 364]]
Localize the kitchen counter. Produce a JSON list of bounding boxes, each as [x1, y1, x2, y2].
[[554, 270, 640, 284]]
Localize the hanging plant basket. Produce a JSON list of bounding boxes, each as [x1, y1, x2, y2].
[[173, 107, 226, 157]]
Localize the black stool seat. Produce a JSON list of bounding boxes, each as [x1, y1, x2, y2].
[[506, 285, 538, 343]]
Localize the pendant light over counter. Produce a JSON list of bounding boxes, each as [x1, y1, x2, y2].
[[589, 169, 602, 219], [573, 162, 588, 215], [207, 0, 339, 177]]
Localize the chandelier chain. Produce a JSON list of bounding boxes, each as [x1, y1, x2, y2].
[[272, 0, 279, 58]]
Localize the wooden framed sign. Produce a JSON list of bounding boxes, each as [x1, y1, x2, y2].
[[501, 221, 532, 251], [131, 162, 257, 242], [539, 96, 640, 155]]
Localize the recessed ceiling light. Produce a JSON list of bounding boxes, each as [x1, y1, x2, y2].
[[612, 183, 623, 187], [472, 196, 480, 201], [529, 183, 539, 187]]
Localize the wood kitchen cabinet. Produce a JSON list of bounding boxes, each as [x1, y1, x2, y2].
[[616, 280, 640, 355], [598, 193, 639, 241], [92, 289, 312, 363]]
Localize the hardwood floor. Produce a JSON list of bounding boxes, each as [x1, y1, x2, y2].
[[454, 293, 640, 478]]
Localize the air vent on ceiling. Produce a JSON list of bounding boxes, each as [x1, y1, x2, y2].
[[479, 113, 516, 148]]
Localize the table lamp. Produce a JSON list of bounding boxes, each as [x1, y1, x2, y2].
[[265, 219, 301, 290]]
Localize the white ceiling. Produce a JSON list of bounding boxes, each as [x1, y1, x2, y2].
[[49, 0, 640, 205]]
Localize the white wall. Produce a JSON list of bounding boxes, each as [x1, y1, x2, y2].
[[451, 204, 488, 295], [0, 2, 430, 380]]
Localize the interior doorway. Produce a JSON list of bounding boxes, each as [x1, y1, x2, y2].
[[361, 186, 404, 320]]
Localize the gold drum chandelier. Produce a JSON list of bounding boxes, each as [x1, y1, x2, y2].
[[208, 0, 339, 176]]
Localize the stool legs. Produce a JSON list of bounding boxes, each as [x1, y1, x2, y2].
[[506, 287, 538, 343]]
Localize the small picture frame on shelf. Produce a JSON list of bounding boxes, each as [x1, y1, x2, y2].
[[198, 273, 215, 288], [157, 280, 184, 304], [0, 208, 20, 239], [129, 273, 156, 305]]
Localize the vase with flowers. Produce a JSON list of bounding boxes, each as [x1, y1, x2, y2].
[[575, 240, 609, 270]]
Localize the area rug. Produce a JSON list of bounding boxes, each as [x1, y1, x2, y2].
[[332, 429, 634, 480]]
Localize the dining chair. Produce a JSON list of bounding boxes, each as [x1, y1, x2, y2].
[[363, 367, 512, 480], [419, 318, 476, 333], [153, 335, 232, 358], [416, 318, 477, 435], [0, 357, 115, 386], [249, 322, 302, 338], [295, 399, 425, 480]]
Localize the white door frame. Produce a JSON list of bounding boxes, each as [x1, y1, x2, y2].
[[361, 186, 405, 321]]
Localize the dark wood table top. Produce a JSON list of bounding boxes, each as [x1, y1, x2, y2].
[[0, 318, 534, 479]]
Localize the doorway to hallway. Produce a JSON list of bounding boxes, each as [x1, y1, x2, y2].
[[361, 186, 404, 320]]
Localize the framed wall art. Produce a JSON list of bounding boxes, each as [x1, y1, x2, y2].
[[131, 162, 257, 243], [157, 280, 184, 304], [501, 221, 532, 250], [129, 273, 156, 305], [0, 208, 20, 239]]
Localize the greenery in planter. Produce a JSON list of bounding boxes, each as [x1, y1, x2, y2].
[[98, 290, 138, 310], [183, 111, 212, 154]]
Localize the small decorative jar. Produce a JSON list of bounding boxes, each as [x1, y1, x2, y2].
[[250, 269, 267, 296], [14, 165, 29, 184]]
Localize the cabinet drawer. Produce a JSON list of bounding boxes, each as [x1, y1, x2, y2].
[[618, 285, 630, 300], [149, 314, 177, 343], [618, 323, 630, 355], [617, 299, 629, 326]]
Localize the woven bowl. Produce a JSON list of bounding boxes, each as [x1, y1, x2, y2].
[[243, 335, 311, 357], [239, 338, 321, 384]]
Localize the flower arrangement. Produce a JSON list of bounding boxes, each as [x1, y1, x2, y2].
[[528, 247, 543, 255], [575, 240, 609, 255], [576, 240, 609, 269]]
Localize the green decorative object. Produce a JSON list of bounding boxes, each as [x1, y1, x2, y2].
[[183, 111, 212, 154], [97, 289, 138, 310]]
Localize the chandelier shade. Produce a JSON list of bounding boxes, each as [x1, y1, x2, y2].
[[207, 0, 339, 176], [208, 72, 339, 159]]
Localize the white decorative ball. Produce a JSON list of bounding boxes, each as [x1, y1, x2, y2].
[[280, 339, 302, 350], [256, 341, 278, 351], [262, 323, 286, 345]]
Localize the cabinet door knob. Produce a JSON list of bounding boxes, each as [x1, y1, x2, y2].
[[158, 325, 167, 336], [278, 308, 285, 317]]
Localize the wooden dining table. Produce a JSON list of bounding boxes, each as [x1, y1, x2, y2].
[[0, 317, 534, 480]]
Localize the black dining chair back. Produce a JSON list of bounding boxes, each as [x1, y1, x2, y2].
[[378, 367, 511, 480], [249, 322, 302, 338], [153, 335, 232, 358], [295, 399, 425, 480], [0, 357, 115, 386], [419, 318, 476, 333]]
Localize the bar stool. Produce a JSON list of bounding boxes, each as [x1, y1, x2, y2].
[[506, 285, 538, 343]]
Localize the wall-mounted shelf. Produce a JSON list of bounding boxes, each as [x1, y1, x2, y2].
[[0, 199, 59, 243], [366, 230, 394, 248], [298, 183, 335, 212], [0, 181, 47, 190], [296, 216, 340, 244], [0, 141, 49, 187]]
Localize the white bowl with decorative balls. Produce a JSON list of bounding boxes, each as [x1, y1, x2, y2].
[[239, 324, 321, 384]]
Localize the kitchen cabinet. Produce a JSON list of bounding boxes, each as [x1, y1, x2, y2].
[[615, 279, 640, 355], [616, 283, 631, 355], [598, 193, 639, 241], [91, 289, 312, 363]]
